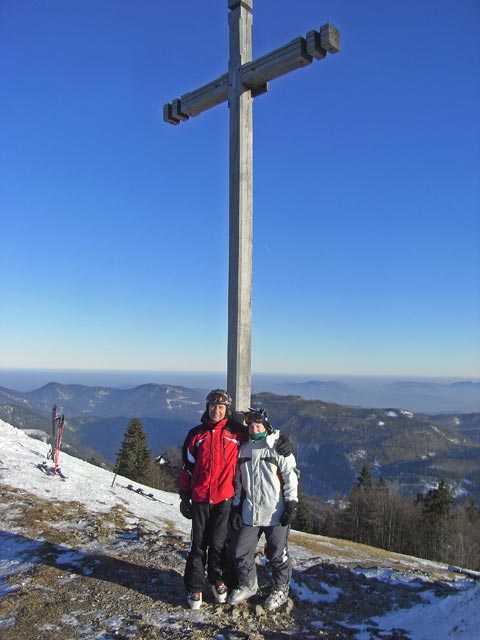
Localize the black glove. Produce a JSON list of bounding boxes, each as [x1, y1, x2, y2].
[[275, 434, 293, 457], [280, 500, 297, 526], [179, 492, 193, 520], [230, 411, 248, 429], [229, 505, 243, 531]]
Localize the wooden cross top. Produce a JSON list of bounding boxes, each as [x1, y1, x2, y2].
[[163, 1, 340, 411], [164, 17, 339, 125]]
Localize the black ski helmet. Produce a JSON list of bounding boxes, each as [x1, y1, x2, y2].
[[245, 407, 273, 434], [205, 389, 232, 414]]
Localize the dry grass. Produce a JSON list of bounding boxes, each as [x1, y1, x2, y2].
[[289, 529, 457, 581], [0, 484, 467, 640]]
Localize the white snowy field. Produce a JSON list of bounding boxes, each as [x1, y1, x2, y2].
[[0, 420, 188, 536], [1, 418, 479, 639]]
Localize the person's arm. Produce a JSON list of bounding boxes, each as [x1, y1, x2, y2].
[[278, 451, 298, 503], [179, 430, 195, 496], [179, 430, 196, 518], [275, 434, 293, 456], [277, 444, 299, 525], [229, 410, 247, 431]]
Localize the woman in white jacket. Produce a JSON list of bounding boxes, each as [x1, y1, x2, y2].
[[228, 408, 298, 611]]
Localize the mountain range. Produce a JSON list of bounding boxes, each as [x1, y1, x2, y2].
[[1, 381, 479, 504], [269, 379, 480, 413], [1, 370, 479, 413]]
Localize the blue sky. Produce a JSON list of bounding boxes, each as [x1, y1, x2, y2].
[[1, 0, 479, 379]]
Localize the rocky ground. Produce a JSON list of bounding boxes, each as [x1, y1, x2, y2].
[[0, 483, 465, 640]]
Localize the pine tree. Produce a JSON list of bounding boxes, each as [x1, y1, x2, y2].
[[293, 490, 313, 533], [356, 464, 373, 488], [321, 511, 337, 537], [421, 479, 453, 518], [115, 418, 151, 483], [417, 479, 454, 560]]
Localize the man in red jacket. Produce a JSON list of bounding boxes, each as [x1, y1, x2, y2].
[[179, 389, 247, 609]]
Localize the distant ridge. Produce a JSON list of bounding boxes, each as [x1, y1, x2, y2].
[[5, 381, 204, 419], [1, 380, 480, 503], [1, 370, 479, 412], [268, 378, 480, 413]]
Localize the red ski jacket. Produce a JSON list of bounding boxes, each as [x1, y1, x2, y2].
[[180, 415, 247, 505]]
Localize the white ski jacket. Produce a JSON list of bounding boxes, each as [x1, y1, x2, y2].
[[233, 430, 298, 527]]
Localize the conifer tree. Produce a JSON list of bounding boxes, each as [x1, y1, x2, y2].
[[115, 418, 151, 483], [356, 464, 373, 488], [321, 511, 337, 537], [416, 479, 454, 560], [421, 479, 453, 518], [293, 489, 314, 533]]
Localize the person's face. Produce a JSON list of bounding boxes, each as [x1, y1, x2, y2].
[[248, 421, 265, 436], [209, 403, 227, 422]]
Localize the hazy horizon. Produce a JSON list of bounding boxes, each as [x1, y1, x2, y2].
[[0, 367, 478, 393]]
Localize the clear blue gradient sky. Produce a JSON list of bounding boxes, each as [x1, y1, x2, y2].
[[1, 0, 479, 378]]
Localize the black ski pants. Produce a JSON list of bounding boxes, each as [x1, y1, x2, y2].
[[183, 498, 232, 592]]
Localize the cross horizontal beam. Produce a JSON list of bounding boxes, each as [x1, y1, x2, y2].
[[164, 23, 340, 125]]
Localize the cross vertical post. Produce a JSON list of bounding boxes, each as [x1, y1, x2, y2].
[[227, 0, 253, 412]]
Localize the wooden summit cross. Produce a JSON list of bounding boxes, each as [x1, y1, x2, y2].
[[164, 0, 340, 411]]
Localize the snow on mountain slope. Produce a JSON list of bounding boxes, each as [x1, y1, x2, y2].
[[0, 418, 185, 533], [0, 419, 479, 640]]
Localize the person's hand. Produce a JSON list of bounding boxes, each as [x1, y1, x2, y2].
[[275, 434, 293, 457], [179, 492, 193, 519], [230, 411, 248, 429], [229, 505, 243, 531], [280, 500, 297, 526]]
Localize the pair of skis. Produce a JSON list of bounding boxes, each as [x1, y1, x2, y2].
[[45, 404, 66, 477], [37, 460, 67, 480], [124, 483, 173, 505]]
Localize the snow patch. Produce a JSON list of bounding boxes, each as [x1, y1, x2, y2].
[[291, 577, 341, 603]]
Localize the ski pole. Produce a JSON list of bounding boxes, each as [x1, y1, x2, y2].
[[111, 442, 126, 487]]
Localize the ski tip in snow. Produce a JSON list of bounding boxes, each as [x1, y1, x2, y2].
[[36, 461, 67, 480]]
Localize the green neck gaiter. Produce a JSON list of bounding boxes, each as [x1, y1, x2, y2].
[[250, 431, 267, 441]]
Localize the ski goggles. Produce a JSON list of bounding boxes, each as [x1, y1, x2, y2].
[[245, 408, 268, 425], [206, 390, 232, 406]]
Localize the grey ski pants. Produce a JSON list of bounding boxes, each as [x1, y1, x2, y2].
[[233, 524, 292, 588]]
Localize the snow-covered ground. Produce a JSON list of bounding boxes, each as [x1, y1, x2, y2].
[[1, 418, 479, 639], [0, 419, 187, 535]]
